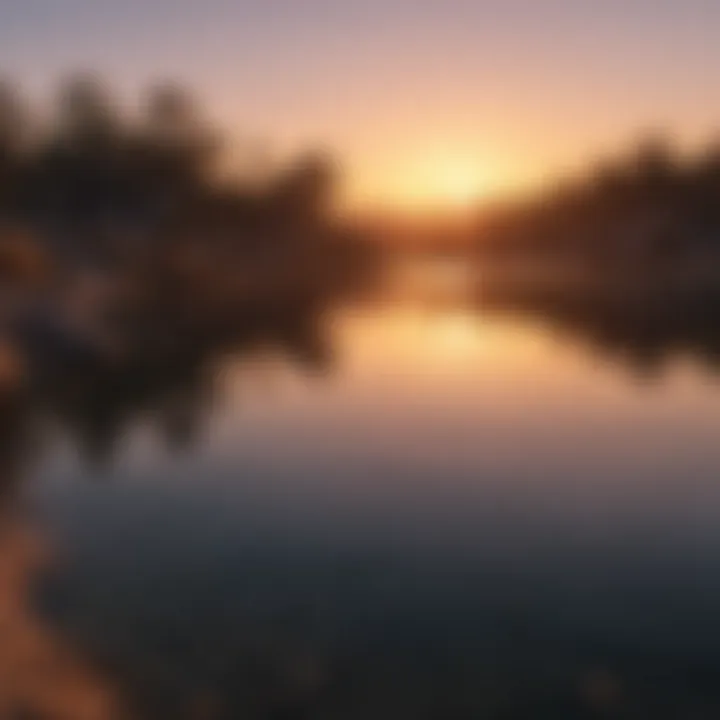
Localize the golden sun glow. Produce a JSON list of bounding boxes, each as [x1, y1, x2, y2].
[[351, 154, 496, 214], [399, 159, 490, 211], [431, 163, 489, 208]]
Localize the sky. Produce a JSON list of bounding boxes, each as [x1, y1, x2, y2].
[[2, 0, 718, 211]]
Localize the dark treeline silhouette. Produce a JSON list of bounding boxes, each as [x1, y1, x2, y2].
[[477, 135, 720, 271], [0, 75, 361, 258], [0, 74, 381, 299]]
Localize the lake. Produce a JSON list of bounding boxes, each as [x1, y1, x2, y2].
[[7, 273, 720, 718]]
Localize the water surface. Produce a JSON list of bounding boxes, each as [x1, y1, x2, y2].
[[11, 284, 720, 717]]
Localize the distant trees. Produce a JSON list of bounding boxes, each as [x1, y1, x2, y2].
[[0, 82, 29, 217], [477, 135, 720, 268], [0, 75, 346, 265], [30, 77, 126, 234], [134, 83, 221, 217], [271, 152, 338, 225]]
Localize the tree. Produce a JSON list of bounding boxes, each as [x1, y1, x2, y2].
[[272, 151, 338, 227], [0, 81, 29, 215], [56, 74, 120, 147]]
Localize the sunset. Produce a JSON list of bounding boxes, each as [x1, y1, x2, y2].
[[4, 1, 719, 212], [0, 2, 719, 718]]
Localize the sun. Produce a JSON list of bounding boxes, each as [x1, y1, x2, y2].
[[348, 154, 497, 215], [393, 158, 490, 212], [434, 163, 488, 207]]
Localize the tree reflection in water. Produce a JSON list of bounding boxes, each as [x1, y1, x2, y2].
[[479, 272, 720, 380], [0, 294, 336, 719]]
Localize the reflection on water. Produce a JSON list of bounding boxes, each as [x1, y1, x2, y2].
[[479, 264, 720, 378], [7, 270, 720, 717]]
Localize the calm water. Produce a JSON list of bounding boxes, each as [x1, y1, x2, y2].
[[10, 281, 720, 717]]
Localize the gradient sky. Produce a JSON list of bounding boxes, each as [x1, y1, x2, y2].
[[2, 0, 718, 209]]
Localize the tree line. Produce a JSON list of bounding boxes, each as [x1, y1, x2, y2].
[[477, 136, 720, 267], [0, 75, 343, 264]]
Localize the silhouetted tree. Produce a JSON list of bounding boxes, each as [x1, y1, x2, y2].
[[135, 83, 221, 220], [271, 151, 338, 230], [477, 133, 720, 266], [0, 81, 29, 216]]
